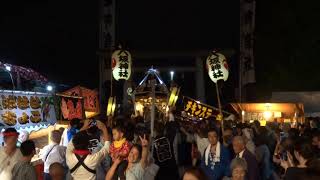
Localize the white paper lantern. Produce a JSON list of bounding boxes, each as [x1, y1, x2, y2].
[[112, 49, 132, 81], [206, 52, 229, 83]]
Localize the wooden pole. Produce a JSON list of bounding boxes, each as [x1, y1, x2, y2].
[[110, 48, 113, 97], [150, 79, 156, 155], [215, 82, 224, 136]]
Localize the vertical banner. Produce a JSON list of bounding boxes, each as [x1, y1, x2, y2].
[[240, 0, 256, 85]]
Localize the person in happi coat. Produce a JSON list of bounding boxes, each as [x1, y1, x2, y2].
[[200, 128, 231, 180]]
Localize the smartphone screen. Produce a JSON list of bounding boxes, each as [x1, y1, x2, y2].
[[90, 120, 97, 126]]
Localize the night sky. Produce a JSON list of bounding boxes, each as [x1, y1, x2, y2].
[[0, 0, 238, 89], [255, 0, 320, 96], [0, 1, 100, 88], [2, 0, 320, 98]]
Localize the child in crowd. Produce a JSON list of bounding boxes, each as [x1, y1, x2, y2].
[[109, 125, 132, 179], [49, 162, 65, 180]]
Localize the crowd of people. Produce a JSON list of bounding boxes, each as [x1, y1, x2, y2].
[[178, 118, 320, 180], [0, 114, 319, 180]]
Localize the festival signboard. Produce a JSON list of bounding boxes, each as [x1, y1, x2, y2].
[[0, 90, 56, 129], [154, 137, 172, 163], [181, 96, 230, 120], [59, 95, 85, 121], [183, 96, 214, 119], [63, 86, 100, 114]]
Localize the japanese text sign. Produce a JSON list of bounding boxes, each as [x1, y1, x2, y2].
[[206, 52, 229, 83], [183, 97, 214, 119], [112, 49, 132, 81], [0, 91, 57, 128]]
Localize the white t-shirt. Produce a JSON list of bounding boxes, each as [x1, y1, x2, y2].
[[126, 162, 145, 180], [66, 140, 110, 180], [40, 144, 66, 173], [238, 150, 245, 158], [194, 134, 209, 158], [0, 147, 22, 180], [61, 128, 69, 147]]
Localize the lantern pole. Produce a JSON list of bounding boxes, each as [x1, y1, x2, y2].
[[215, 82, 224, 136]]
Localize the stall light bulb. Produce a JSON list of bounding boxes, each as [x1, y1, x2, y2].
[[5, 65, 11, 71], [263, 111, 272, 120], [46, 85, 53, 91]]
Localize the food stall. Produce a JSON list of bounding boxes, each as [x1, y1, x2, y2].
[[230, 103, 305, 125], [0, 90, 57, 180], [0, 62, 58, 179], [0, 90, 56, 132]]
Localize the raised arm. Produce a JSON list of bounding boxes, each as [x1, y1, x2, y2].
[[105, 157, 122, 180], [139, 134, 149, 169], [97, 120, 110, 142], [80, 119, 92, 131], [88, 120, 111, 161]]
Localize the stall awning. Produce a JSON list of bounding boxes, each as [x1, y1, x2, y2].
[[272, 91, 320, 114], [230, 103, 304, 119]]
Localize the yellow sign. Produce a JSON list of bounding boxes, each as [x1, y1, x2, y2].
[[284, 119, 291, 123], [184, 98, 213, 119], [216, 114, 223, 121], [260, 120, 267, 126]]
